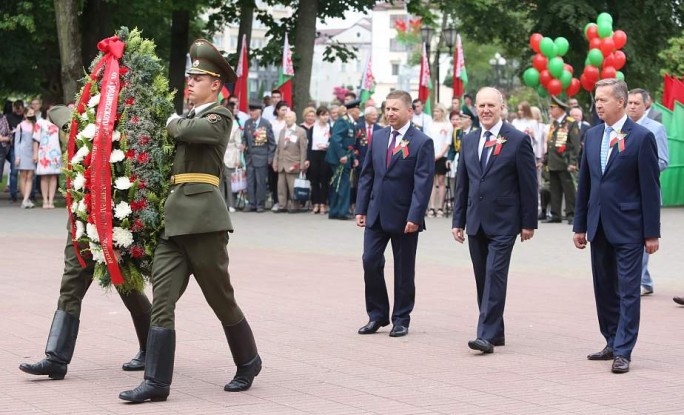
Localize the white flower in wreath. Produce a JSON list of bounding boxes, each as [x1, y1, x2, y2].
[[114, 177, 133, 190], [89, 242, 105, 263], [112, 131, 121, 142], [88, 94, 100, 108], [114, 201, 132, 220], [80, 111, 89, 122], [86, 223, 100, 242], [77, 199, 87, 214], [71, 200, 78, 213], [73, 173, 86, 191], [81, 123, 97, 140], [71, 145, 90, 164], [110, 149, 125, 163], [75, 221, 85, 239], [112, 227, 134, 248]]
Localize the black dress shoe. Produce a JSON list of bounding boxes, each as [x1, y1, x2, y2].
[[389, 325, 408, 337], [566, 218, 574, 225], [611, 356, 630, 373], [587, 346, 614, 360], [225, 355, 262, 392], [537, 211, 547, 220], [122, 350, 146, 371], [491, 337, 505, 347], [357, 320, 389, 334], [468, 338, 493, 353], [674, 296, 684, 305], [542, 217, 562, 223]]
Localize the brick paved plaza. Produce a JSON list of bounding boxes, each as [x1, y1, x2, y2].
[[2, 204, 684, 414]]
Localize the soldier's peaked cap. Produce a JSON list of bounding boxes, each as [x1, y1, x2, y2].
[[187, 39, 238, 83]]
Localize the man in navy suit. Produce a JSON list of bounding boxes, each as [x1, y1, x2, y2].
[[355, 90, 435, 337], [573, 79, 661, 374], [452, 87, 538, 354]]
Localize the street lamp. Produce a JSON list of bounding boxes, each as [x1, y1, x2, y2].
[[489, 52, 507, 89], [418, 25, 458, 104]]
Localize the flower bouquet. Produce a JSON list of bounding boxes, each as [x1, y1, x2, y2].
[[63, 27, 175, 292]]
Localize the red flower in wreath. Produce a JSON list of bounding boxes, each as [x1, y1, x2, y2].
[[557, 145, 566, 154]]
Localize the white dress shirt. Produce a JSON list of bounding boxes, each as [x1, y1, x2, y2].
[[389, 121, 411, 149], [604, 114, 628, 160], [478, 119, 504, 163]]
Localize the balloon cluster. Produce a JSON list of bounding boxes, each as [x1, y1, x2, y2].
[[523, 34, 580, 98], [580, 12, 628, 91]]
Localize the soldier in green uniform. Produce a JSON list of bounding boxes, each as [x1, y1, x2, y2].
[[543, 96, 581, 224], [119, 39, 260, 403], [326, 99, 361, 219], [19, 106, 151, 380]]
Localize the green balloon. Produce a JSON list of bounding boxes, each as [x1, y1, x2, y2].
[[585, 56, 591, 66], [537, 85, 548, 98], [540, 37, 556, 58], [598, 21, 613, 38], [588, 48, 604, 66], [560, 70, 573, 88], [523, 67, 540, 87], [616, 71, 625, 81], [597, 12, 613, 25], [554, 37, 570, 57], [548, 57, 564, 78]]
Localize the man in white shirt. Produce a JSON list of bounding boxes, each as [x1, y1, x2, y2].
[[262, 89, 282, 122], [411, 98, 432, 132]]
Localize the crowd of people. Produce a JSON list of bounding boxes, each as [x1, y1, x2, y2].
[[0, 98, 63, 209]]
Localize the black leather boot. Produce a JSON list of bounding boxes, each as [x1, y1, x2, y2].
[[119, 327, 175, 403], [19, 310, 79, 380], [119, 290, 151, 371], [223, 318, 261, 392]]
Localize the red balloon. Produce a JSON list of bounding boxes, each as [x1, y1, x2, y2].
[[587, 25, 599, 41], [547, 79, 563, 95], [566, 78, 581, 97], [563, 64, 574, 75], [603, 53, 616, 68], [601, 66, 617, 79], [532, 53, 548, 71], [580, 74, 595, 92], [600, 37, 615, 57], [613, 30, 628, 49], [589, 37, 601, 50], [530, 33, 543, 53], [613, 50, 626, 70], [584, 65, 600, 82], [539, 69, 552, 87]]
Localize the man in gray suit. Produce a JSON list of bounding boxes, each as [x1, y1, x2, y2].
[[644, 90, 663, 123], [627, 88, 669, 296], [243, 102, 276, 212]]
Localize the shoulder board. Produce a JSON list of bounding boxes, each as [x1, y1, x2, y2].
[[566, 116, 575, 122]]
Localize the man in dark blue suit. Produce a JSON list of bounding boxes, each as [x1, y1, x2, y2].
[[355, 90, 435, 337], [452, 87, 538, 354], [573, 79, 661, 374]]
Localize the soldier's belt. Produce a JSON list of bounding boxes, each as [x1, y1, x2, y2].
[[170, 173, 220, 186]]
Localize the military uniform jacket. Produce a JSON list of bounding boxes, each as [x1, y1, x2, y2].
[[165, 103, 233, 237], [546, 115, 580, 171], [243, 117, 276, 168], [325, 115, 357, 168]]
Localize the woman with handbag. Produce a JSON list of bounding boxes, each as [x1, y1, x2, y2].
[[273, 110, 307, 213], [307, 107, 331, 214], [222, 104, 244, 212]]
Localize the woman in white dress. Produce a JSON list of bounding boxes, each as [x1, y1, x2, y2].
[[426, 103, 452, 217]]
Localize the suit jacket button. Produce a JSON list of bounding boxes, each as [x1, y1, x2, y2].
[[479, 196, 483, 200], [480, 178, 485, 182]]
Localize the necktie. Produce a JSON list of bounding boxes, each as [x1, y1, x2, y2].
[[480, 131, 493, 172], [367, 126, 372, 145], [387, 130, 400, 167], [601, 126, 612, 173], [187, 109, 196, 119]]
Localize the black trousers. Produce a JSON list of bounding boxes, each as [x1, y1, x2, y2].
[[549, 169, 576, 219], [308, 151, 330, 205]]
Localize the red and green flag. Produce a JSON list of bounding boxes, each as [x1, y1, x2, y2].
[[277, 33, 294, 106], [359, 53, 375, 106], [419, 42, 432, 114], [452, 34, 468, 98], [235, 34, 249, 114]]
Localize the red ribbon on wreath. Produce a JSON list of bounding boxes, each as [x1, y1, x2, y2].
[[66, 35, 125, 285]]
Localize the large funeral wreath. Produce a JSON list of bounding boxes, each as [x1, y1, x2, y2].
[[64, 27, 175, 292]]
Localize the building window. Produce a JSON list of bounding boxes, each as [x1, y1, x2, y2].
[[391, 63, 399, 76], [390, 39, 405, 52]]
